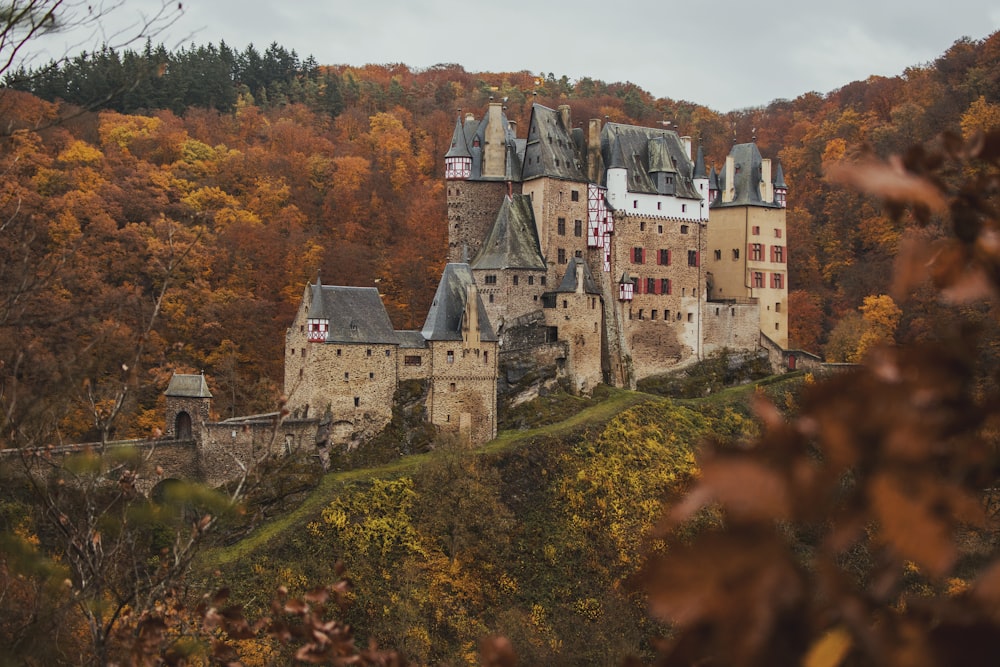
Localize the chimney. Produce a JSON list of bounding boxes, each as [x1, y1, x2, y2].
[[681, 136, 692, 159], [482, 103, 506, 178], [464, 283, 480, 346], [723, 155, 735, 203], [508, 119, 518, 136], [760, 158, 773, 202], [558, 104, 571, 131], [587, 118, 602, 183], [575, 261, 584, 294]]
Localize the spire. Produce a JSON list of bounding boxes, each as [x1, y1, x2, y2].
[[608, 134, 626, 170], [693, 145, 707, 179], [773, 161, 787, 189], [309, 275, 326, 319], [445, 115, 471, 159]]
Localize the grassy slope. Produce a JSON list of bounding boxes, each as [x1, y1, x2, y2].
[[200, 386, 655, 569]]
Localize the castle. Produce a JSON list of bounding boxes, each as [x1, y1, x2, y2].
[[284, 102, 792, 446]]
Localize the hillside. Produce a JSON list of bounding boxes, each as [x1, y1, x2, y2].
[[194, 378, 789, 665], [1, 34, 999, 442]]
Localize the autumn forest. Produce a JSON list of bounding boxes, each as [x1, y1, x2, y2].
[[3, 25, 1000, 665]]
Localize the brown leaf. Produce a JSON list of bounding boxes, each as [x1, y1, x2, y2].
[[825, 157, 946, 212]]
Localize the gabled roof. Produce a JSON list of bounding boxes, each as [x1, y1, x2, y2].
[[470, 195, 546, 271], [714, 142, 781, 209], [308, 285, 397, 344], [421, 264, 497, 342], [554, 257, 601, 295], [599, 122, 701, 199], [395, 330, 428, 349], [520, 104, 587, 182], [165, 374, 212, 398]]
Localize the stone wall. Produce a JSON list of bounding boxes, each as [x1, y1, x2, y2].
[[473, 267, 549, 333], [609, 212, 708, 379], [426, 338, 498, 445], [447, 180, 513, 263], [198, 417, 319, 488], [521, 177, 589, 286], [544, 291, 603, 394], [702, 300, 762, 358], [498, 341, 569, 408]]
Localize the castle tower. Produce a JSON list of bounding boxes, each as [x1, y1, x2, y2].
[[692, 145, 710, 212], [444, 114, 472, 180], [164, 373, 212, 441], [773, 161, 788, 208], [705, 142, 789, 348]]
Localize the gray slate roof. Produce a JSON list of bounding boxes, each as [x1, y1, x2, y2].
[[165, 374, 213, 398], [470, 195, 546, 271], [774, 161, 787, 189], [521, 104, 587, 182], [554, 257, 601, 295], [713, 142, 782, 209], [456, 110, 525, 181], [421, 264, 497, 342], [445, 116, 472, 159], [395, 330, 428, 349], [599, 122, 701, 199], [308, 285, 397, 344]]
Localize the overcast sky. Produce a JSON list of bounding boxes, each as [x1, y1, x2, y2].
[[29, 0, 1000, 111]]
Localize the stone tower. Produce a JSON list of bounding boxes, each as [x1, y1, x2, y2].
[[164, 373, 212, 440]]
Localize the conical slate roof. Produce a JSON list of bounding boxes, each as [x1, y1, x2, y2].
[[471, 195, 545, 271], [773, 161, 787, 189], [445, 116, 472, 159], [693, 145, 707, 179], [421, 264, 497, 342]]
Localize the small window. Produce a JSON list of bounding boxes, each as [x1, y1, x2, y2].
[[447, 350, 454, 364], [772, 273, 784, 289], [558, 248, 567, 264], [449, 382, 456, 392], [484, 351, 488, 363], [336, 349, 342, 356], [366, 348, 372, 356], [657, 202, 662, 210], [714, 249, 722, 260], [751, 243, 763, 261], [404, 355, 422, 366], [299, 325, 304, 333], [513, 275, 519, 286], [638, 309, 644, 320], [575, 250, 582, 258], [540, 276, 547, 285], [752, 226, 760, 235], [775, 302, 782, 312], [574, 220, 582, 237], [385, 350, 391, 357], [563, 299, 568, 309], [301, 348, 305, 357], [632, 247, 645, 264], [681, 204, 687, 213], [687, 313, 693, 322], [528, 276, 534, 285], [354, 397, 360, 407], [558, 218, 566, 235], [658, 225, 663, 234], [369, 372, 374, 379], [489, 294, 494, 303], [732, 248, 740, 260], [775, 228, 782, 238], [571, 190, 580, 201], [646, 277, 656, 294], [688, 250, 699, 267], [680, 225, 689, 234], [633, 200, 638, 209], [344, 372, 349, 380], [753, 271, 764, 288], [640, 221, 646, 231], [651, 310, 658, 320], [660, 278, 671, 295], [484, 275, 497, 285], [658, 249, 670, 265]]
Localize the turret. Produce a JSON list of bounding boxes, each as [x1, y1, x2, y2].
[[692, 145, 709, 206], [618, 271, 634, 302], [773, 161, 788, 208], [708, 166, 720, 205], [604, 135, 628, 208], [306, 277, 329, 342], [444, 114, 472, 180]]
